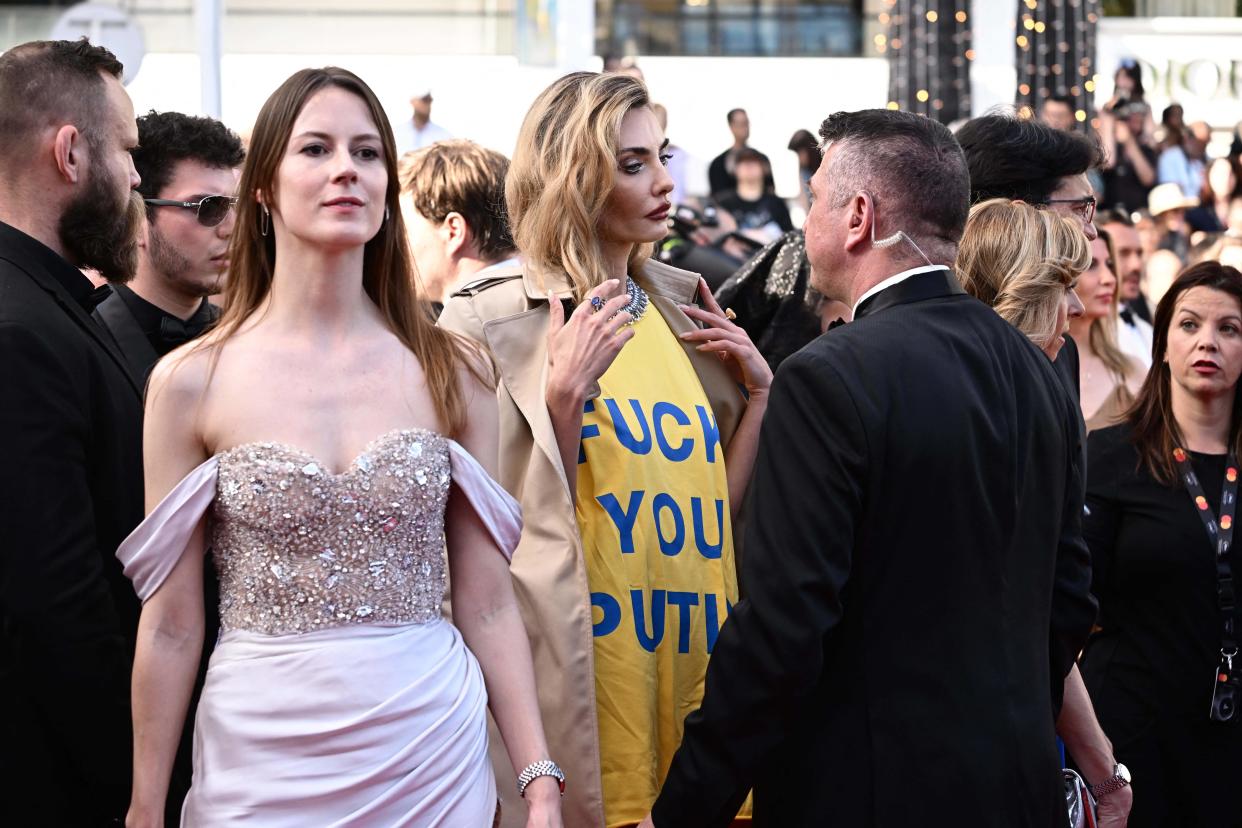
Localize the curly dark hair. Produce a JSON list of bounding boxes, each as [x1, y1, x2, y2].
[[134, 110, 245, 203], [954, 114, 1104, 205]]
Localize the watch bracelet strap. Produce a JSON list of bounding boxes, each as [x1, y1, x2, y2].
[[517, 759, 565, 797], [1090, 773, 1129, 800]]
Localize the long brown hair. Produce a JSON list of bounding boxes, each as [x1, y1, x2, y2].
[[1128, 260, 1242, 483], [205, 67, 484, 435], [507, 71, 652, 302], [1087, 227, 1134, 380]]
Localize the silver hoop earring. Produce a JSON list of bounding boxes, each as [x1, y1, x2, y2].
[[260, 206, 270, 237]]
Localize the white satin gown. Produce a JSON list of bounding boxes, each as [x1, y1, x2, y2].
[[117, 429, 521, 826]]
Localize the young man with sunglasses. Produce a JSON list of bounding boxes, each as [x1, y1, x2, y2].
[[96, 110, 244, 382]]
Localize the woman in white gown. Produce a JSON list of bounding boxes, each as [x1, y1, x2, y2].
[[121, 67, 563, 827]]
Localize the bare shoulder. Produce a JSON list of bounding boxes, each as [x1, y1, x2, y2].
[[440, 327, 498, 392], [147, 340, 216, 410]]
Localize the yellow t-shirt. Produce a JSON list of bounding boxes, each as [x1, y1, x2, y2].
[[574, 307, 746, 827]]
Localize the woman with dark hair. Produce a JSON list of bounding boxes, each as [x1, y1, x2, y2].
[[787, 128, 820, 212], [120, 67, 561, 826], [1082, 261, 1242, 826]]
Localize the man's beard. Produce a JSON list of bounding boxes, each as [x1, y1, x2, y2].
[[148, 224, 221, 298], [58, 162, 143, 284]]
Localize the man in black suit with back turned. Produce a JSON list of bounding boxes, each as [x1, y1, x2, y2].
[[0, 40, 145, 824], [644, 110, 1098, 826]]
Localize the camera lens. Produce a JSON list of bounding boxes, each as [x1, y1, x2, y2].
[[1220, 696, 1235, 720]]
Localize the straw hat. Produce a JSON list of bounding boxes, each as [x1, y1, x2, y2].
[[1147, 182, 1199, 217]]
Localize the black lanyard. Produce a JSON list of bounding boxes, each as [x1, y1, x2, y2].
[[1172, 447, 1238, 676]]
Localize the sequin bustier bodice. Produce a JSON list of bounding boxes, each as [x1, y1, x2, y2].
[[211, 429, 450, 634]]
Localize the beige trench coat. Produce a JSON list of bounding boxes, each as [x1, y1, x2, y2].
[[439, 259, 747, 827]]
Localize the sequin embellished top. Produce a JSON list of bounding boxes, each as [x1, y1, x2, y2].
[[211, 429, 451, 635]]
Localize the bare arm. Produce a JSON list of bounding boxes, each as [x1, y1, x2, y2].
[[447, 370, 561, 827], [126, 354, 211, 828], [1099, 109, 1119, 170], [1118, 123, 1156, 187], [1057, 665, 1132, 827]]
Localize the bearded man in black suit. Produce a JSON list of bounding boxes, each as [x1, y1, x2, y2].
[[0, 39, 145, 825], [644, 109, 1098, 827]]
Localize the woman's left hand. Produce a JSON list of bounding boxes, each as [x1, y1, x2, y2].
[[679, 277, 774, 400]]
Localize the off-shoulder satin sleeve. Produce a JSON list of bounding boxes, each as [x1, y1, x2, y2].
[[447, 440, 521, 561], [116, 456, 219, 602]]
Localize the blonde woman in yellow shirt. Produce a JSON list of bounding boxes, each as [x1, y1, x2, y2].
[[440, 71, 770, 828]]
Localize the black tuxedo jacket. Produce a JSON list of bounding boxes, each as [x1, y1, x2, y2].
[[0, 221, 143, 824], [653, 268, 1097, 827], [94, 285, 219, 824], [94, 286, 162, 385]]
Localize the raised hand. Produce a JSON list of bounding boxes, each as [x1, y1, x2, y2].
[[545, 279, 635, 405], [678, 276, 773, 400]]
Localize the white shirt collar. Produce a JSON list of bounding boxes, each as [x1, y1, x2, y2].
[[473, 256, 521, 277], [851, 264, 950, 318]]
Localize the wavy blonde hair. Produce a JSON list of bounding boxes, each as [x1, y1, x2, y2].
[[956, 198, 1090, 351], [507, 71, 652, 302], [202, 67, 484, 435]]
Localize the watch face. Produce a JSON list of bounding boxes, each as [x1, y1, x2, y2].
[[1117, 763, 1131, 784]]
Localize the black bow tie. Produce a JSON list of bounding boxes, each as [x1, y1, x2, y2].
[[827, 317, 847, 331], [158, 314, 207, 347], [1119, 307, 1135, 327]]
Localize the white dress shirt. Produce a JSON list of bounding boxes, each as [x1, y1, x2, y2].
[[1116, 310, 1154, 368]]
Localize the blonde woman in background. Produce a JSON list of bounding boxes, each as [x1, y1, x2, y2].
[[956, 198, 1089, 362], [440, 71, 770, 827], [956, 198, 1135, 828], [1070, 229, 1147, 430]]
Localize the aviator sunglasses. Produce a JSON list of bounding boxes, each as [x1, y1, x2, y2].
[[144, 195, 238, 227]]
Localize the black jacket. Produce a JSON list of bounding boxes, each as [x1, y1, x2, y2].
[[653, 268, 1097, 827], [0, 220, 143, 825]]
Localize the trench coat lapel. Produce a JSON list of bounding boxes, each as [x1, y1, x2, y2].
[[482, 302, 571, 495]]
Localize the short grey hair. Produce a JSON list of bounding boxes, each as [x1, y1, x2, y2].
[[818, 109, 970, 253]]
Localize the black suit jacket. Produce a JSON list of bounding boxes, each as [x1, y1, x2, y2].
[[93, 285, 218, 825], [0, 221, 143, 825], [653, 269, 1097, 827]]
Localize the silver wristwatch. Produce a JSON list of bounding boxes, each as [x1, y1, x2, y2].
[[517, 759, 565, 798], [1089, 763, 1131, 800]]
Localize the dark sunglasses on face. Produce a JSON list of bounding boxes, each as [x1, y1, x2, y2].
[[144, 195, 238, 227]]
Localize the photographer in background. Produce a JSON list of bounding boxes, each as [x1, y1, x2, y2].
[[1100, 98, 1157, 216]]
